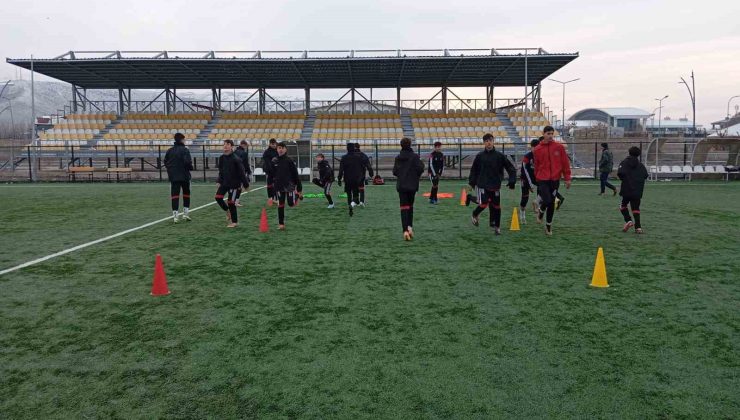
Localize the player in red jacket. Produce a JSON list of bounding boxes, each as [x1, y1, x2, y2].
[[533, 126, 572, 236]]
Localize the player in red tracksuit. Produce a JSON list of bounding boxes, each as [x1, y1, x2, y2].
[[519, 138, 539, 224], [533, 126, 572, 236]]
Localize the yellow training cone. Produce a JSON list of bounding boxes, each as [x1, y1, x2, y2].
[[590, 247, 609, 288], [510, 207, 520, 231]]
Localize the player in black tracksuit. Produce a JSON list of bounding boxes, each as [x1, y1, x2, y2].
[[519, 138, 539, 224], [338, 143, 365, 217], [312, 153, 335, 208], [355, 143, 374, 206], [617, 146, 649, 234], [271, 142, 303, 230], [233, 140, 252, 207], [468, 133, 517, 235], [215, 140, 249, 228], [393, 137, 425, 240], [428, 141, 444, 204], [262, 138, 279, 206], [164, 132, 193, 223]]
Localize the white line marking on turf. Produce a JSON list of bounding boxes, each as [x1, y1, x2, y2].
[[0, 186, 265, 277]]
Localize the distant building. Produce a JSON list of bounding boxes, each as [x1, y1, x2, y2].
[[645, 117, 701, 135], [569, 107, 653, 132]]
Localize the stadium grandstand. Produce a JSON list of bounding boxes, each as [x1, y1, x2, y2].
[[6, 48, 577, 180]]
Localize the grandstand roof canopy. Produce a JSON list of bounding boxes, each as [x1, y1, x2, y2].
[[7, 49, 578, 90]]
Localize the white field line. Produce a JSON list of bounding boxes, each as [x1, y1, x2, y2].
[[0, 186, 265, 277]]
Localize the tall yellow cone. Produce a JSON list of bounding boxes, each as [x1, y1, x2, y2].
[[460, 188, 468, 206], [590, 247, 609, 288], [510, 207, 520, 231]]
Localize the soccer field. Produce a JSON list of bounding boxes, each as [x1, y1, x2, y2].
[[0, 180, 738, 418]]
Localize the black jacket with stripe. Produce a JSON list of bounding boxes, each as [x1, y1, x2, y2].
[[318, 159, 334, 183], [217, 153, 249, 189], [428, 151, 444, 177], [271, 153, 303, 193], [164, 143, 193, 182], [468, 148, 517, 190]]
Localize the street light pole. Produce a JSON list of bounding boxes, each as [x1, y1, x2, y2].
[[655, 95, 668, 137], [548, 78, 580, 133], [727, 95, 740, 119], [679, 71, 696, 139]]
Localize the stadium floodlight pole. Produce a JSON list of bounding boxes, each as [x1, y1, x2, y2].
[[548, 77, 580, 137], [30, 55, 36, 181], [655, 95, 668, 137], [727, 95, 740, 119]]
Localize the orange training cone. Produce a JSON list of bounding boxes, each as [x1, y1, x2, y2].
[[589, 247, 609, 288], [150, 254, 171, 296], [259, 208, 269, 233], [460, 188, 468, 206], [510, 207, 521, 231]]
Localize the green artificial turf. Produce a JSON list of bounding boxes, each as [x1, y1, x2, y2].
[[0, 181, 738, 418]]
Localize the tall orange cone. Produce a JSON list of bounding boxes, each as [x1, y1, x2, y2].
[[510, 207, 520, 231], [460, 188, 468, 206], [589, 247, 609, 288], [150, 254, 171, 296], [259, 208, 269, 232]]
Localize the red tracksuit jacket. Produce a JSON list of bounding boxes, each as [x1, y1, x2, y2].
[[533, 140, 572, 182]]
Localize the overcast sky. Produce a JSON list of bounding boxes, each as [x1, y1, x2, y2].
[[1, 0, 738, 125]]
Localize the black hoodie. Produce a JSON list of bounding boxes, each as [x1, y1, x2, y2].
[[262, 146, 279, 176], [468, 147, 517, 190], [317, 159, 334, 183], [271, 153, 303, 193], [617, 155, 648, 199], [393, 147, 425, 192], [217, 153, 249, 189], [338, 145, 365, 185], [234, 146, 252, 175], [164, 142, 193, 182]]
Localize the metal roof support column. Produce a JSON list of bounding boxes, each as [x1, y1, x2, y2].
[[396, 88, 401, 114], [533, 83, 541, 112], [72, 84, 79, 113], [165, 89, 174, 115], [351, 89, 356, 115], [212, 88, 222, 115], [305, 88, 310, 115], [258, 88, 266, 115], [486, 86, 494, 111], [441, 87, 448, 113]]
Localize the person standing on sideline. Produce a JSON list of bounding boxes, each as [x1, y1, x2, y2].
[[428, 141, 445, 204], [617, 146, 649, 234], [338, 143, 365, 217], [164, 132, 193, 223], [393, 137, 425, 241], [354, 143, 374, 206], [533, 126, 572, 236], [598, 142, 617, 196], [233, 140, 252, 207], [261, 138, 279, 206], [271, 142, 303, 230], [468, 133, 517, 235], [215, 140, 249, 228], [312, 153, 335, 208]]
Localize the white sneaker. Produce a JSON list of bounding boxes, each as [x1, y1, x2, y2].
[[173, 215, 180, 224], [359, 202, 365, 207], [350, 202, 357, 208], [181, 214, 192, 222], [327, 204, 334, 209]]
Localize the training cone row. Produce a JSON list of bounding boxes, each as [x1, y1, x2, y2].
[[510, 207, 520, 231], [590, 247, 609, 288], [259, 208, 269, 232], [150, 254, 171, 296]]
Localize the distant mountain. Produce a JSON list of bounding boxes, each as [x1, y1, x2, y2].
[[0, 80, 299, 125]]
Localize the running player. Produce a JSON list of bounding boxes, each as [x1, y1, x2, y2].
[[533, 126, 572, 236], [468, 133, 517, 235], [338, 143, 364, 217], [271, 142, 303, 230], [164, 132, 193, 223], [215, 140, 249, 228], [428, 141, 444, 204], [393, 137, 425, 240], [617, 146, 649, 233], [233, 140, 252, 207], [261, 138, 279, 207], [312, 153, 335, 208]]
